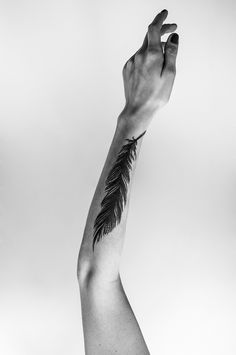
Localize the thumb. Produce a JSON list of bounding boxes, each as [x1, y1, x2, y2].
[[162, 33, 179, 75]]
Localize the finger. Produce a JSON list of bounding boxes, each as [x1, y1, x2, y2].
[[150, 9, 168, 29], [160, 23, 177, 36], [162, 33, 179, 76], [126, 12, 174, 63], [147, 9, 168, 50], [137, 23, 176, 56], [138, 32, 148, 53], [131, 32, 148, 60]]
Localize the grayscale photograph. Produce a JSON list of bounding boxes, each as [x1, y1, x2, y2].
[[1, 1, 236, 354]]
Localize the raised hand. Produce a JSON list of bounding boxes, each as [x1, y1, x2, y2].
[[120, 9, 179, 129]]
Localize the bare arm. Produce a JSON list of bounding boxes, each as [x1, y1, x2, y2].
[[77, 9, 179, 354], [78, 10, 179, 283]]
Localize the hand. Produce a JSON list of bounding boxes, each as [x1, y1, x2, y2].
[[119, 9, 179, 129]]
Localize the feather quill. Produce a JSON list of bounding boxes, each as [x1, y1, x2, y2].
[[92, 130, 146, 251]]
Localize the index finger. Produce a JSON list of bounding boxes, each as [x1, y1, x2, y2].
[[147, 9, 168, 50]]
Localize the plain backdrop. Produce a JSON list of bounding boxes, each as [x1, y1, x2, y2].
[[1, 0, 236, 354]]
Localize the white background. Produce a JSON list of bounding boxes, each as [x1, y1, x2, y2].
[[1, 0, 236, 354]]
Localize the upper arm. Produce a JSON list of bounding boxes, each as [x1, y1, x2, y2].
[[78, 273, 150, 355]]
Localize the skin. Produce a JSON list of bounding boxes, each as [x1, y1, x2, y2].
[[120, 9, 178, 128], [77, 9, 179, 355], [92, 129, 146, 252]]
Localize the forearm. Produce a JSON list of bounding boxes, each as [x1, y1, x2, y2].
[[77, 113, 148, 284], [77, 13, 179, 285]]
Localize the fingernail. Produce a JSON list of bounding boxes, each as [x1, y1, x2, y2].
[[171, 33, 179, 44]]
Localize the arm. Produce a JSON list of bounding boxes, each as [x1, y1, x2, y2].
[[77, 118, 147, 284], [77, 9, 179, 355], [77, 10, 179, 284]]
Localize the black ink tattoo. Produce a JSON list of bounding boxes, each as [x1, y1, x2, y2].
[[92, 130, 146, 251]]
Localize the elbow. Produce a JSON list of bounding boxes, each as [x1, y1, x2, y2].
[[77, 249, 94, 287]]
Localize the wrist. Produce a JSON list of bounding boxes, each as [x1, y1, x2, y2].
[[116, 114, 148, 139], [117, 103, 159, 134], [117, 108, 153, 134]]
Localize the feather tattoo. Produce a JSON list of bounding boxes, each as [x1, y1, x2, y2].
[[92, 130, 146, 251]]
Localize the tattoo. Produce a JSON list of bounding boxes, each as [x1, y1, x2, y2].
[[92, 130, 146, 251]]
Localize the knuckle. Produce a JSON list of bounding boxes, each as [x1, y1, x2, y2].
[[170, 63, 176, 74], [134, 52, 142, 63], [123, 59, 131, 69], [122, 59, 133, 76], [145, 52, 156, 64], [122, 63, 128, 76], [145, 49, 163, 62], [147, 46, 157, 54], [148, 23, 155, 31], [165, 46, 177, 56], [165, 64, 176, 75]]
